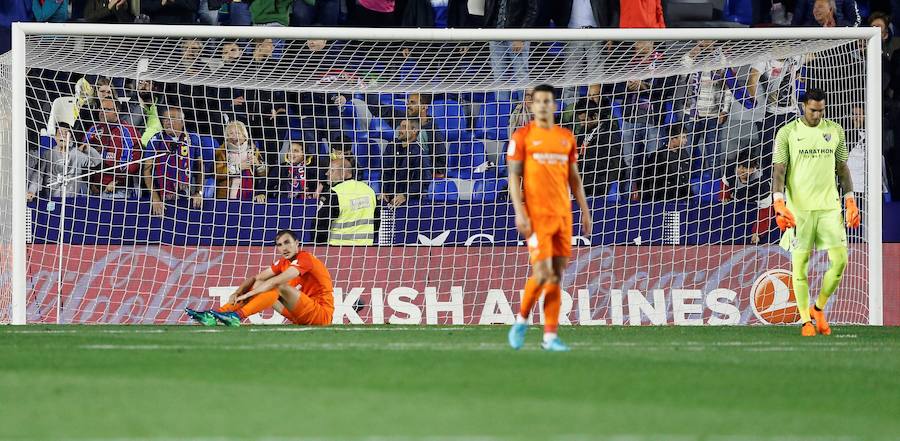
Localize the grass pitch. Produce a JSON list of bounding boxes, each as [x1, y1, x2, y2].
[[1, 325, 898, 441]]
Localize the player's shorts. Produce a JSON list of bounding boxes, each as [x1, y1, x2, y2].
[[527, 215, 572, 264], [779, 208, 848, 252], [287, 291, 333, 326]]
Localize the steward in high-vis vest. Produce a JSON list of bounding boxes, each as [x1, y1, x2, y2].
[[313, 155, 379, 245]]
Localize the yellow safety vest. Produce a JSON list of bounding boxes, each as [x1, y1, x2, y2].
[[329, 180, 377, 245]]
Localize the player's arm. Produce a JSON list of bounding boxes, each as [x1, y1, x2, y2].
[[507, 133, 531, 238], [568, 161, 592, 237], [236, 267, 301, 302], [508, 160, 531, 237], [771, 126, 796, 231], [835, 129, 860, 228]]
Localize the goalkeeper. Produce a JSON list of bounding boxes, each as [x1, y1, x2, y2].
[[771, 87, 861, 337]]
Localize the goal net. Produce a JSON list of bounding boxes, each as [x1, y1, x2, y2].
[[1, 24, 883, 325]]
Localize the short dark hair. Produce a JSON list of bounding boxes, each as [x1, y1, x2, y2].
[[274, 229, 299, 243], [668, 123, 685, 139], [869, 11, 890, 26], [803, 88, 827, 103], [735, 150, 759, 169], [532, 84, 556, 98], [409, 92, 432, 106]]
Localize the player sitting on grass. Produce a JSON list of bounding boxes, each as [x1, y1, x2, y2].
[[506, 84, 592, 352], [771, 87, 860, 337], [186, 229, 334, 326]]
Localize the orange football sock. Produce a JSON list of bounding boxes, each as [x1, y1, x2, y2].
[[542, 283, 561, 334], [236, 289, 280, 319], [519, 276, 543, 319], [216, 302, 240, 313]]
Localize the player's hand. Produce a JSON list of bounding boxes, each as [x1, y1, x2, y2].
[[515, 212, 532, 238], [581, 211, 593, 237], [773, 198, 796, 232], [227, 291, 240, 305], [150, 197, 165, 216], [845, 194, 861, 228]]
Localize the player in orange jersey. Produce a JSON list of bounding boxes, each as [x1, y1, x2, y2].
[[506, 84, 592, 352], [185, 229, 334, 326]]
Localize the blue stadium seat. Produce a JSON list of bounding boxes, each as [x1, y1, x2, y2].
[[368, 117, 395, 141], [380, 93, 407, 115], [198, 135, 219, 175], [447, 141, 487, 179], [431, 99, 472, 142], [474, 101, 513, 140], [691, 176, 722, 204], [472, 178, 508, 202], [426, 179, 460, 202], [606, 181, 621, 203], [352, 140, 382, 181]]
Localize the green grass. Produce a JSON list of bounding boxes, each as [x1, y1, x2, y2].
[[1, 325, 899, 441]]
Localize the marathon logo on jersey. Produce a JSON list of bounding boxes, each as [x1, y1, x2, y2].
[[750, 269, 800, 324], [531, 152, 569, 165]]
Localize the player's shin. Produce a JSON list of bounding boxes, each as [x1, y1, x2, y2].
[[542, 283, 561, 341], [517, 277, 542, 322], [817, 246, 848, 310], [792, 251, 812, 323], [236, 289, 280, 319]]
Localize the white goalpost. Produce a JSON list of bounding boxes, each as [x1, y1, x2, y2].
[[0, 23, 883, 326]]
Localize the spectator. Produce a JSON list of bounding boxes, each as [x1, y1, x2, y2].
[[508, 87, 533, 135], [642, 124, 692, 201], [83, 0, 135, 23], [269, 141, 321, 200], [313, 154, 379, 245], [85, 98, 142, 199], [575, 96, 621, 198], [618, 0, 664, 28], [140, 0, 199, 24], [143, 106, 206, 216], [39, 122, 103, 198], [348, 0, 397, 26], [484, 0, 539, 102], [227, 0, 253, 25], [747, 56, 803, 175], [1, 0, 31, 54], [292, 0, 340, 26], [400, 0, 451, 27], [846, 105, 890, 202], [133, 79, 164, 146], [32, 0, 69, 22], [719, 151, 771, 245], [551, 0, 616, 104], [614, 41, 677, 200], [382, 118, 428, 207], [792, 0, 860, 27], [405, 92, 447, 178], [197, 0, 221, 24], [679, 42, 732, 179], [250, 0, 291, 25], [214, 120, 267, 202]]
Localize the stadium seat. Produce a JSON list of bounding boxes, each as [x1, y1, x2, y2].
[[430, 99, 472, 142], [353, 140, 382, 181], [447, 141, 487, 179], [472, 178, 508, 202], [474, 101, 513, 140], [368, 117, 395, 141], [426, 179, 460, 202], [691, 176, 722, 204], [198, 135, 219, 175], [606, 181, 621, 203]]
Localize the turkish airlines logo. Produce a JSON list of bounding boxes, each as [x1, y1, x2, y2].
[[750, 269, 800, 324]]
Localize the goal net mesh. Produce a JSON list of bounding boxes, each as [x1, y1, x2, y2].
[[2, 31, 875, 325]]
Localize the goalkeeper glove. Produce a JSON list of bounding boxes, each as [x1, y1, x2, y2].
[[772, 193, 796, 232], [845, 193, 861, 228]]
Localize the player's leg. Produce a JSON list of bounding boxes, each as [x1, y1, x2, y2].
[[508, 256, 553, 350], [540, 216, 572, 352], [789, 209, 817, 336], [810, 210, 849, 335], [210, 288, 281, 327], [276, 284, 332, 326]]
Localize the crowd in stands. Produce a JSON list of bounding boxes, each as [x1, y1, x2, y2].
[[3, 0, 899, 228]]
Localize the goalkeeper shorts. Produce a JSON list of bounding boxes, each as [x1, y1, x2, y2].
[[779, 208, 848, 252]]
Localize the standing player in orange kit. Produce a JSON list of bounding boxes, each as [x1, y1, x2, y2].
[[185, 229, 334, 326], [506, 84, 592, 352]]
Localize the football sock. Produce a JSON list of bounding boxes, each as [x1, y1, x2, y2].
[[216, 302, 240, 313], [817, 246, 848, 310], [792, 250, 812, 323], [237, 288, 280, 319], [542, 283, 561, 334], [543, 332, 558, 343], [519, 276, 542, 320]]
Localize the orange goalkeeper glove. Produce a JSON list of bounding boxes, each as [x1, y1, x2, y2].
[[772, 194, 796, 232], [845, 194, 861, 228]]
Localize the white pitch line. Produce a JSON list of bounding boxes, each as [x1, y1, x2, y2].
[[43, 434, 868, 441]]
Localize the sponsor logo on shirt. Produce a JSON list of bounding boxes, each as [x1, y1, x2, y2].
[[531, 152, 569, 165]]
